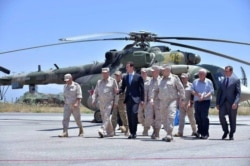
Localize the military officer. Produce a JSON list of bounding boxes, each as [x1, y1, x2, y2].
[[59, 73, 84, 138], [111, 70, 129, 136], [137, 68, 151, 136], [92, 68, 119, 138], [147, 65, 162, 140], [157, 65, 185, 142], [174, 73, 198, 137]]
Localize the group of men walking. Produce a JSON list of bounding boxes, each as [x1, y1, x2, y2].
[[58, 62, 241, 142]]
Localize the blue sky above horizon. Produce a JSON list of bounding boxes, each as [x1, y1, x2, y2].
[[0, 0, 250, 101]]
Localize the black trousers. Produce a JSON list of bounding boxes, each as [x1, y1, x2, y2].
[[194, 100, 210, 137], [126, 96, 139, 135], [219, 100, 237, 135]]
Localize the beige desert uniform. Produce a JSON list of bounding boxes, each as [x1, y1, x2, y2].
[[147, 73, 161, 139], [157, 66, 185, 142], [62, 79, 83, 136], [137, 68, 151, 130], [92, 69, 118, 137], [111, 71, 129, 135], [176, 73, 197, 136]]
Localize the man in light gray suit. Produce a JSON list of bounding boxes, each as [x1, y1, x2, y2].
[[216, 66, 241, 140]]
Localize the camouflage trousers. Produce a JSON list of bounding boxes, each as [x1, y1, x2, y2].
[[62, 104, 82, 129], [144, 100, 161, 129], [137, 104, 145, 126], [178, 104, 197, 134], [111, 99, 128, 130], [160, 99, 177, 136], [99, 101, 114, 136]]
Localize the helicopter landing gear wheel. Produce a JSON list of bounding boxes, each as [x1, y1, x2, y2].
[[94, 110, 102, 123]]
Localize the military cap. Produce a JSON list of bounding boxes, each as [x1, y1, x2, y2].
[[181, 73, 189, 78], [64, 73, 72, 81], [114, 71, 122, 75], [151, 65, 160, 71], [141, 68, 147, 72], [102, 68, 110, 73], [160, 64, 171, 70]]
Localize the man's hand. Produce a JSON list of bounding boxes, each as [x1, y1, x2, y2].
[[232, 103, 238, 110], [92, 102, 96, 107], [140, 101, 144, 107]]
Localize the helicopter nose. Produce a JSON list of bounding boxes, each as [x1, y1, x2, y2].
[[240, 85, 250, 103]]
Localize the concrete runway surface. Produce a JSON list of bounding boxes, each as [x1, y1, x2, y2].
[[0, 113, 249, 166]]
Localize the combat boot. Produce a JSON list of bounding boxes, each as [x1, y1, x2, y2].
[[78, 127, 84, 137], [174, 132, 183, 137], [120, 126, 126, 133], [124, 126, 130, 136], [162, 135, 173, 142], [154, 128, 160, 140], [151, 127, 156, 139], [142, 127, 150, 136], [58, 129, 68, 137]]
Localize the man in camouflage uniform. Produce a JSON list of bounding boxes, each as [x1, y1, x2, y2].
[[111, 71, 129, 136], [147, 65, 162, 140], [156, 65, 185, 142], [174, 73, 198, 137], [92, 68, 119, 138], [59, 73, 84, 137], [137, 68, 151, 136]]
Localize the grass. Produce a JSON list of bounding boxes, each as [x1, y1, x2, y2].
[[209, 107, 250, 115], [0, 103, 93, 114], [0, 102, 250, 115]]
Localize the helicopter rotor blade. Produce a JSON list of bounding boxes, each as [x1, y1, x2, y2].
[[0, 66, 10, 74], [155, 39, 250, 66], [59, 32, 129, 41], [0, 37, 132, 55], [156, 37, 250, 46]]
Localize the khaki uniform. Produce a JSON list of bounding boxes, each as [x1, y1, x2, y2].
[[177, 82, 197, 135], [92, 76, 118, 136], [111, 79, 129, 135], [138, 76, 151, 126], [146, 76, 161, 138], [157, 74, 185, 141], [62, 81, 83, 134]]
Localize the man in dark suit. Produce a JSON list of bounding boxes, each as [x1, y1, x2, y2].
[[120, 61, 144, 139], [216, 66, 241, 140]]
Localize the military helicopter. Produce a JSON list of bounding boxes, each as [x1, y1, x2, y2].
[[0, 31, 250, 122]]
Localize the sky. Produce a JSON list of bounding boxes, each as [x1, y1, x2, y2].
[[0, 0, 250, 102]]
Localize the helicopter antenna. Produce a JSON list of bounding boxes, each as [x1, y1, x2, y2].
[[0, 85, 9, 100]]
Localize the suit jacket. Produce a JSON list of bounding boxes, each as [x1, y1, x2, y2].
[[216, 76, 241, 106], [120, 73, 144, 104]]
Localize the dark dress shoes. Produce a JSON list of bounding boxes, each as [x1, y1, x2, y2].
[[222, 132, 228, 140], [201, 135, 208, 139], [128, 134, 136, 139], [229, 133, 234, 140]]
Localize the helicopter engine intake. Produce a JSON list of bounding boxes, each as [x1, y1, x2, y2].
[[121, 51, 155, 68], [104, 49, 118, 65], [187, 53, 201, 65]]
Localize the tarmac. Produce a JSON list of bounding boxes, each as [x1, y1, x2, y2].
[[0, 113, 249, 166]]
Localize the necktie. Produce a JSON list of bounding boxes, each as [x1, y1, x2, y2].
[[129, 74, 132, 84], [225, 77, 229, 88]]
